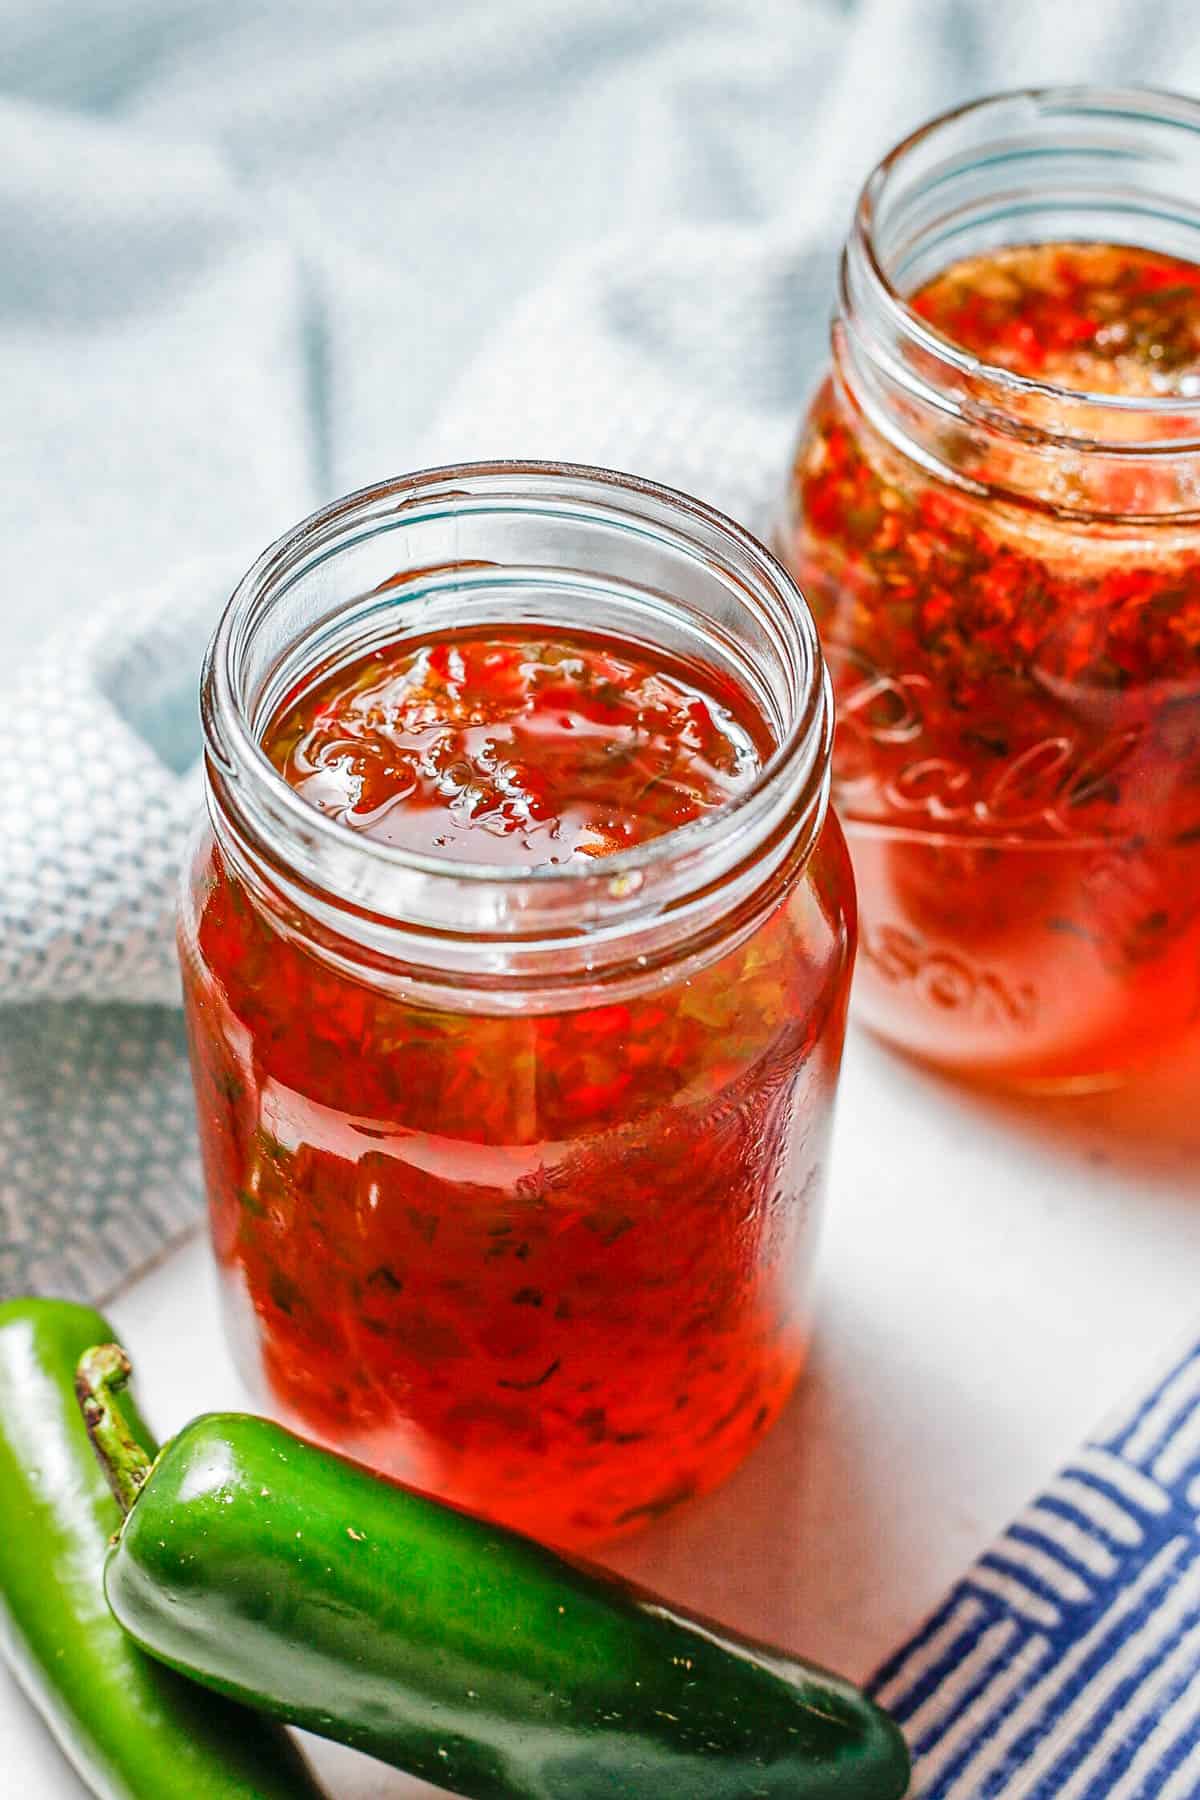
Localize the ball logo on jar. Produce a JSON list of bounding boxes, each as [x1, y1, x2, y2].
[[829, 644, 1147, 842]]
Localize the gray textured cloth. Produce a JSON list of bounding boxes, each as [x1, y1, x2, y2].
[[5, 0, 1200, 1296]]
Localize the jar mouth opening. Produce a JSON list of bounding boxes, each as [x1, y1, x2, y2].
[[203, 461, 831, 945], [851, 85, 1200, 450]]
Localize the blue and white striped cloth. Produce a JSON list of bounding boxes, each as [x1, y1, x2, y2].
[[876, 1337, 1200, 1797]]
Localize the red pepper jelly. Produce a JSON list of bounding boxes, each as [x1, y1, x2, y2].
[[778, 90, 1200, 1087], [181, 465, 854, 1545], [266, 630, 767, 865]]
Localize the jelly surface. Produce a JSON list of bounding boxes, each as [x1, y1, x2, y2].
[[911, 242, 1200, 395], [266, 629, 766, 863], [183, 626, 853, 1542], [783, 243, 1200, 1083]]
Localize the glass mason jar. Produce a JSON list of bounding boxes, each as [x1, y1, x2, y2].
[[179, 462, 855, 1547], [777, 88, 1200, 1089]]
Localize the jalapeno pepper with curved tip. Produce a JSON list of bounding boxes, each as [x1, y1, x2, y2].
[[81, 1341, 910, 1800], [0, 1299, 326, 1800]]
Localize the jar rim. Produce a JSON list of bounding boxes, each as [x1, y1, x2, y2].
[[202, 460, 832, 960], [850, 84, 1200, 440]]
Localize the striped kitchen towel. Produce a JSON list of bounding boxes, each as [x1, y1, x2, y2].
[[874, 1336, 1200, 1798]]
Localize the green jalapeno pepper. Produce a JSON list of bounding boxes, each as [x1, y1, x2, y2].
[[0, 1299, 324, 1799], [81, 1341, 910, 1800]]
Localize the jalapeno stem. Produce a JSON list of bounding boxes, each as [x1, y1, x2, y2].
[[76, 1344, 153, 1518]]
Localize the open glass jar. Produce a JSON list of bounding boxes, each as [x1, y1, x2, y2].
[[778, 88, 1200, 1089], [179, 463, 855, 1547]]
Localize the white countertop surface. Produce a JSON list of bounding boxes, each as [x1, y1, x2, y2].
[[5, 1022, 1199, 1798]]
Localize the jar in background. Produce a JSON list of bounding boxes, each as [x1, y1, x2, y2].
[[778, 88, 1200, 1089], [179, 463, 855, 1546]]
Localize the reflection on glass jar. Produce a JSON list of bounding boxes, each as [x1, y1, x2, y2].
[[778, 88, 1200, 1089], [179, 464, 855, 1546]]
